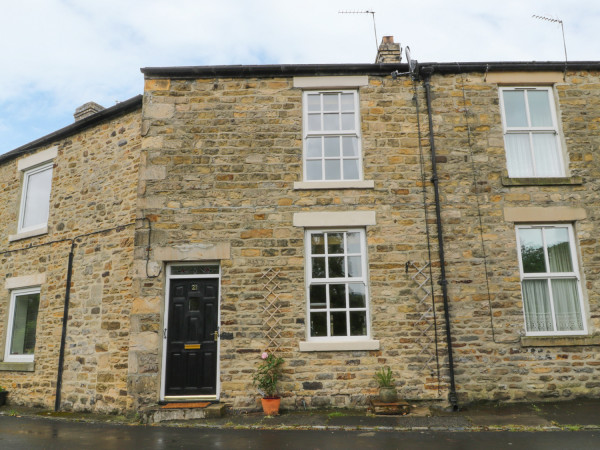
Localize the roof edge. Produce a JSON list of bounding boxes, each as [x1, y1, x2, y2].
[[140, 61, 600, 79], [0, 94, 143, 166]]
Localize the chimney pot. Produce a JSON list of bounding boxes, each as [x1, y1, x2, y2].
[[375, 36, 402, 64]]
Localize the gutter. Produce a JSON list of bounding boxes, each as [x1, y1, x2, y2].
[[421, 66, 459, 411], [141, 61, 600, 79]]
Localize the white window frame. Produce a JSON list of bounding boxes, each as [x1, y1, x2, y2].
[[4, 287, 41, 363], [302, 90, 363, 182], [304, 228, 371, 341], [17, 162, 53, 234], [515, 224, 587, 336], [499, 86, 565, 178]]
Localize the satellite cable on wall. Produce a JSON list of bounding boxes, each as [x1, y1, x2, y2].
[[339, 10, 378, 52]]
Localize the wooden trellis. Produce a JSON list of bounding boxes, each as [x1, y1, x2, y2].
[[260, 268, 281, 352], [408, 261, 437, 373]]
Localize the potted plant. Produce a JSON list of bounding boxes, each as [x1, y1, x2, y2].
[[252, 351, 284, 415], [0, 385, 7, 407], [374, 366, 398, 403]]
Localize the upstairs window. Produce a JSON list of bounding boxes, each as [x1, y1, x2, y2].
[[500, 87, 564, 178], [18, 162, 53, 234], [303, 91, 362, 181], [305, 229, 370, 339], [4, 287, 41, 362], [516, 225, 586, 335]]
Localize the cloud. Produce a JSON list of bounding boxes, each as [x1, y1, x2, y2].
[[1, 0, 599, 153]]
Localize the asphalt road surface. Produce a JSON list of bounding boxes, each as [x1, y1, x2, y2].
[[1, 415, 599, 449]]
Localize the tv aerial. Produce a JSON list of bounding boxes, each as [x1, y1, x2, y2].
[[339, 10, 378, 52], [532, 15, 568, 63]]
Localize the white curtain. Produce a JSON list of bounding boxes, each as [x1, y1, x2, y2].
[[532, 133, 562, 177], [552, 279, 583, 331], [505, 134, 532, 177], [548, 241, 573, 272], [522, 279, 553, 332]]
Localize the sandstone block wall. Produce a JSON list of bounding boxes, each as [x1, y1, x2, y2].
[[428, 70, 600, 402], [134, 69, 600, 410], [134, 75, 455, 410], [0, 109, 141, 412]]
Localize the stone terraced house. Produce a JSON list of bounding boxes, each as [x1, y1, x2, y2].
[[1, 38, 600, 414]]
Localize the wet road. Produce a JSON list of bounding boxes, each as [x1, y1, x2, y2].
[[1, 415, 599, 449]]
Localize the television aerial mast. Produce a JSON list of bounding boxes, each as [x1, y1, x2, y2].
[[339, 10, 378, 52]]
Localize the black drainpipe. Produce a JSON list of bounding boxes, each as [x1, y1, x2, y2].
[[54, 239, 75, 412], [421, 67, 459, 411]]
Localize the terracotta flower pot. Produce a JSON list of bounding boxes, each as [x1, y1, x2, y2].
[[261, 397, 281, 415]]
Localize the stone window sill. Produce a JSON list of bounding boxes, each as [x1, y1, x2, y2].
[[501, 176, 582, 187], [294, 180, 375, 190], [0, 361, 35, 372], [8, 226, 48, 242], [299, 340, 380, 352], [521, 335, 600, 347]]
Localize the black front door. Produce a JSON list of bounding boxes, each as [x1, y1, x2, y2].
[[165, 278, 219, 397]]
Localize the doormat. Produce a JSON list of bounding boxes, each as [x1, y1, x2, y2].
[[161, 402, 211, 409]]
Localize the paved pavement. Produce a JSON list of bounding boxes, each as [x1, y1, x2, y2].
[[1, 397, 599, 432]]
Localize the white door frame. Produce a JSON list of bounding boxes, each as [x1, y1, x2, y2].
[[160, 262, 222, 401]]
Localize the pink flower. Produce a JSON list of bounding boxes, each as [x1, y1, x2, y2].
[[261, 352, 268, 359]]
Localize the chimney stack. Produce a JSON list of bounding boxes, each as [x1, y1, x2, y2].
[[375, 36, 402, 63], [74, 102, 105, 121]]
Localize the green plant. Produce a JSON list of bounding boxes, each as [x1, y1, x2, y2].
[[374, 366, 395, 388], [0, 385, 6, 392], [252, 352, 284, 398]]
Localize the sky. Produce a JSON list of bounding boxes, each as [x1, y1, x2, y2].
[[1, 0, 599, 155]]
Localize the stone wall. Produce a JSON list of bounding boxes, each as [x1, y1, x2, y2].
[[134, 75, 454, 410], [428, 70, 600, 402], [0, 108, 141, 412], [135, 69, 600, 411], [5, 66, 598, 414]]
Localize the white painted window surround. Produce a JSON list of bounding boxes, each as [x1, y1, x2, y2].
[[4, 287, 41, 363], [499, 87, 566, 178], [11, 147, 57, 241], [294, 211, 379, 351], [304, 229, 371, 339], [516, 224, 586, 336], [303, 90, 362, 182]]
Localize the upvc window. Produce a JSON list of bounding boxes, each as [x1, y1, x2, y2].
[[4, 287, 41, 362], [516, 225, 586, 336], [305, 229, 370, 339], [18, 162, 53, 233], [500, 87, 564, 178], [303, 90, 362, 181]]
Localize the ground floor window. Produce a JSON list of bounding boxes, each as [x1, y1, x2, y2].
[[516, 224, 586, 335], [305, 229, 370, 339], [4, 287, 40, 362]]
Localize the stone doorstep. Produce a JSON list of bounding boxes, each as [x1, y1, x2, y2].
[[141, 403, 226, 424]]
